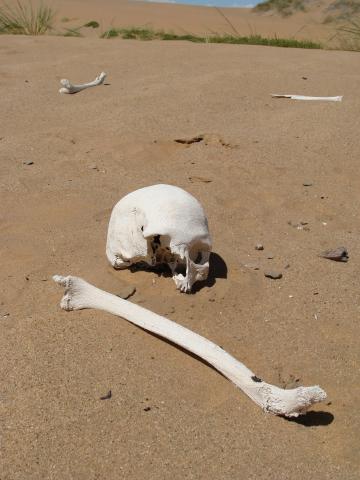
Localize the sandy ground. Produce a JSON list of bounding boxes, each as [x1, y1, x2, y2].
[[49, 0, 338, 43], [1, 30, 360, 479]]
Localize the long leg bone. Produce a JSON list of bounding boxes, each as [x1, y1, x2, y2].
[[271, 94, 343, 102], [53, 275, 327, 417], [59, 72, 106, 94]]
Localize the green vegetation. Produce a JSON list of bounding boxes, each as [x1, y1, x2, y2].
[[61, 20, 99, 37], [100, 26, 322, 49], [84, 20, 99, 28], [0, 0, 54, 34], [63, 26, 82, 37], [254, 0, 306, 17]]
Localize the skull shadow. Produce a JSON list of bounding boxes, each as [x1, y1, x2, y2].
[[129, 252, 227, 294]]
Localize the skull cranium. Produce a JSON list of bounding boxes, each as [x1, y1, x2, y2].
[[106, 184, 212, 292]]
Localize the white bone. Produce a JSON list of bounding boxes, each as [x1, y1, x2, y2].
[[106, 184, 212, 293], [59, 72, 106, 94], [53, 275, 327, 417], [271, 94, 342, 102]]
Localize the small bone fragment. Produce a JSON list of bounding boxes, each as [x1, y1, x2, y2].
[[320, 247, 349, 262], [53, 275, 327, 417], [59, 72, 106, 94], [271, 94, 342, 102]]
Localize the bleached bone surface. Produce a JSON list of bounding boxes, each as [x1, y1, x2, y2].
[[271, 94, 343, 102], [53, 275, 327, 417], [106, 184, 212, 293], [59, 72, 106, 94]]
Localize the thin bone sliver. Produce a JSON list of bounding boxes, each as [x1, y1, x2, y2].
[[53, 275, 327, 417], [271, 94, 342, 102], [59, 72, 106, 94]]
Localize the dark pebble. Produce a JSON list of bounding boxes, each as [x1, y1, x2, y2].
[[264, 271, 282, 280], [320, 247, 349, 262], [100, 390, 112, 400]]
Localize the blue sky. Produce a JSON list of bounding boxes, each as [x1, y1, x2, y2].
[[143, 0, 260, 7]]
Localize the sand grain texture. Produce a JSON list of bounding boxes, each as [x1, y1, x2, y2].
[[1, 33, 360, 479]]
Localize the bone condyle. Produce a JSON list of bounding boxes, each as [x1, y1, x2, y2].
[[53, 275, 327, 417], [59, 72, 106, 94], [106, 184, 212, 293]]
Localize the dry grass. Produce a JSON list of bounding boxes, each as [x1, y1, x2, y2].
[[100, 26, 322, 49], [337, 16, 360, 50], [0, 0, 54, 35], [254, 0, 307, 16]]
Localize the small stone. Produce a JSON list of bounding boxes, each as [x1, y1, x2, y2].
[[320, 247, 349, 262], [243, 263, 260, 270], [143, 406, 151, 412], [116, 285, 136, 299], [188, 176, 212, 184], [302, 181, 312, 186], [267, 254, 274, 259], [255, 244, 264, 251], [100, 390, 112, 400], [302, 77, 308, 80], [288, 220, 310, 231], [23, 161, 34, 165], [88, 164, 98, 170], [264, 271, 282, 280]]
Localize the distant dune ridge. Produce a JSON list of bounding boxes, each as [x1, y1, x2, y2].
[[1, 0, 359, 48], [6, 0, 345, 48]]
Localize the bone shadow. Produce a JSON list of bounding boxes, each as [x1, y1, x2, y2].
[[191, 252, 228, 293], [283, 410, 334, 427], [141, 328, 223, 374], [129, 252, 227, 293], [131, 326, 333, 426]]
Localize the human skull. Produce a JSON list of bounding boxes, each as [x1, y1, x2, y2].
[[106, 184, 212, 292]]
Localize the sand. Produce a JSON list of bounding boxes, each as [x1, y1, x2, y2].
[[0, 3, 360, 479]]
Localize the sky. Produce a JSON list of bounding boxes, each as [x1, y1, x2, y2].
[[142, 0, 259, 7]]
